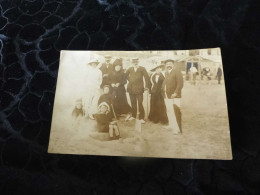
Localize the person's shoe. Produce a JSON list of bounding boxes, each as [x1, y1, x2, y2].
[[163, 125, 171, 129], [125, 114, 131, 121], [140, 119, 146, 124], [127, 117, 135, 121], [108, 136, 115, 141], [89, 114, 95, 120]]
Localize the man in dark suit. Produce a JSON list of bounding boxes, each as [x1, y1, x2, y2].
[[162, 59, 184, 134], [99, 55, 113, 88], [125, 58, 151, 123]]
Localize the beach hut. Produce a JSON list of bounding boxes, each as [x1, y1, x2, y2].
[[177, 55, 222, 80]]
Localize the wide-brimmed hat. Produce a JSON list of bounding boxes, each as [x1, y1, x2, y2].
[[113, 58, 123, 67], [164, 59, 175, 65], [150, 64, 165, 72], [88, 56, 99, 64]]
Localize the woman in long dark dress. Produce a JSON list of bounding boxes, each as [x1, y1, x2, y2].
[[148, 65, 168, 124], [109, 58, 132, 119]]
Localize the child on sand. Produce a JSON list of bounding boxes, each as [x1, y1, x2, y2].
[[98, 85, 113, 107], [93, 102, 120, 140], [72, 99, 84, 128]]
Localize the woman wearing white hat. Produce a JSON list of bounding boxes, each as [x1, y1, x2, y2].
[[83, 55, 103, 119]]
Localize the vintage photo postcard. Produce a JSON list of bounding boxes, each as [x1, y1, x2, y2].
[[48, 48, 232, 159]]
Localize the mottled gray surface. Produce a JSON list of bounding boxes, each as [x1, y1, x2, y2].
[[1, 0, 260, 194]]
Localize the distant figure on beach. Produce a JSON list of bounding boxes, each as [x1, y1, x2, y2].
[[216, 65, 223, 84], [201, 67, 211, 84], [190, 66, 198, 85]]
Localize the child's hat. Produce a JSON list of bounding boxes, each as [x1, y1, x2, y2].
[[98, 102, 110, 113]]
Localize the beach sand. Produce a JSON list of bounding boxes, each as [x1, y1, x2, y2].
[[48, 81, 232, 160]]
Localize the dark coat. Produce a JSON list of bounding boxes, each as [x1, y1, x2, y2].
[[99, 63, 113, 87], [108, 70, 127, 92], [217, 67, 222, 77], [93, 113, 112, 133], [162, 69, 184, 98], [98, 93, 113, 107], [97, 94, 114, 125], [125, 66, 151, 94], [108, 70, 132, 115]]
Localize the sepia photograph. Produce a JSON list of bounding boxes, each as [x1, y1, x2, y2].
[[48, 48, 232, 159]]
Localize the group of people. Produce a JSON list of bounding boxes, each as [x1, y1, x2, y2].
[[188, 66, 223, 85], [72, 55, 184, 140]]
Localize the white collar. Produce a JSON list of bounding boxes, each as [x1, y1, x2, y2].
[[134, 66, 139, 71]]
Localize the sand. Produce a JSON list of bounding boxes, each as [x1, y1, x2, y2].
[[48, 81, 232, 160]]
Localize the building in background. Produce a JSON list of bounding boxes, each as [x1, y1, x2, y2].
[[176, 48, 222, 80], [97, 49, 222, 78]]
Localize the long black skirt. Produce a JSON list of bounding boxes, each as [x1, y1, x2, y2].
[[148, 93, 168, 124], [112, 88, 132, 115]]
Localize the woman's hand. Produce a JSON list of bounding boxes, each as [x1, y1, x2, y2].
[[171, 93, 177, 98]]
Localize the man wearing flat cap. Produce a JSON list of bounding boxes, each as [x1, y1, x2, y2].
[[125, 58, 151, 123], [100, 55, 113, 88], [162, 59, 184, 134]]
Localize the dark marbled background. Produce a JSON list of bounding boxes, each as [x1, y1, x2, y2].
[[1, 0, 260, 194]]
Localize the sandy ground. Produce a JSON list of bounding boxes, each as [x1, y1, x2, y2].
[[48, 80, 232, 159]]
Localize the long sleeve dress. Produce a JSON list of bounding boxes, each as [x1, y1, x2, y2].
[[83, 65, 102, 116], [148, 72, 168, 124], [108, 70, 132, 115]]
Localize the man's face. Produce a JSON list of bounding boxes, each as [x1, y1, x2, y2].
[[132, 60, 139, 67], [105, 58, 111, 63], [166, 62, 174, 71]]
